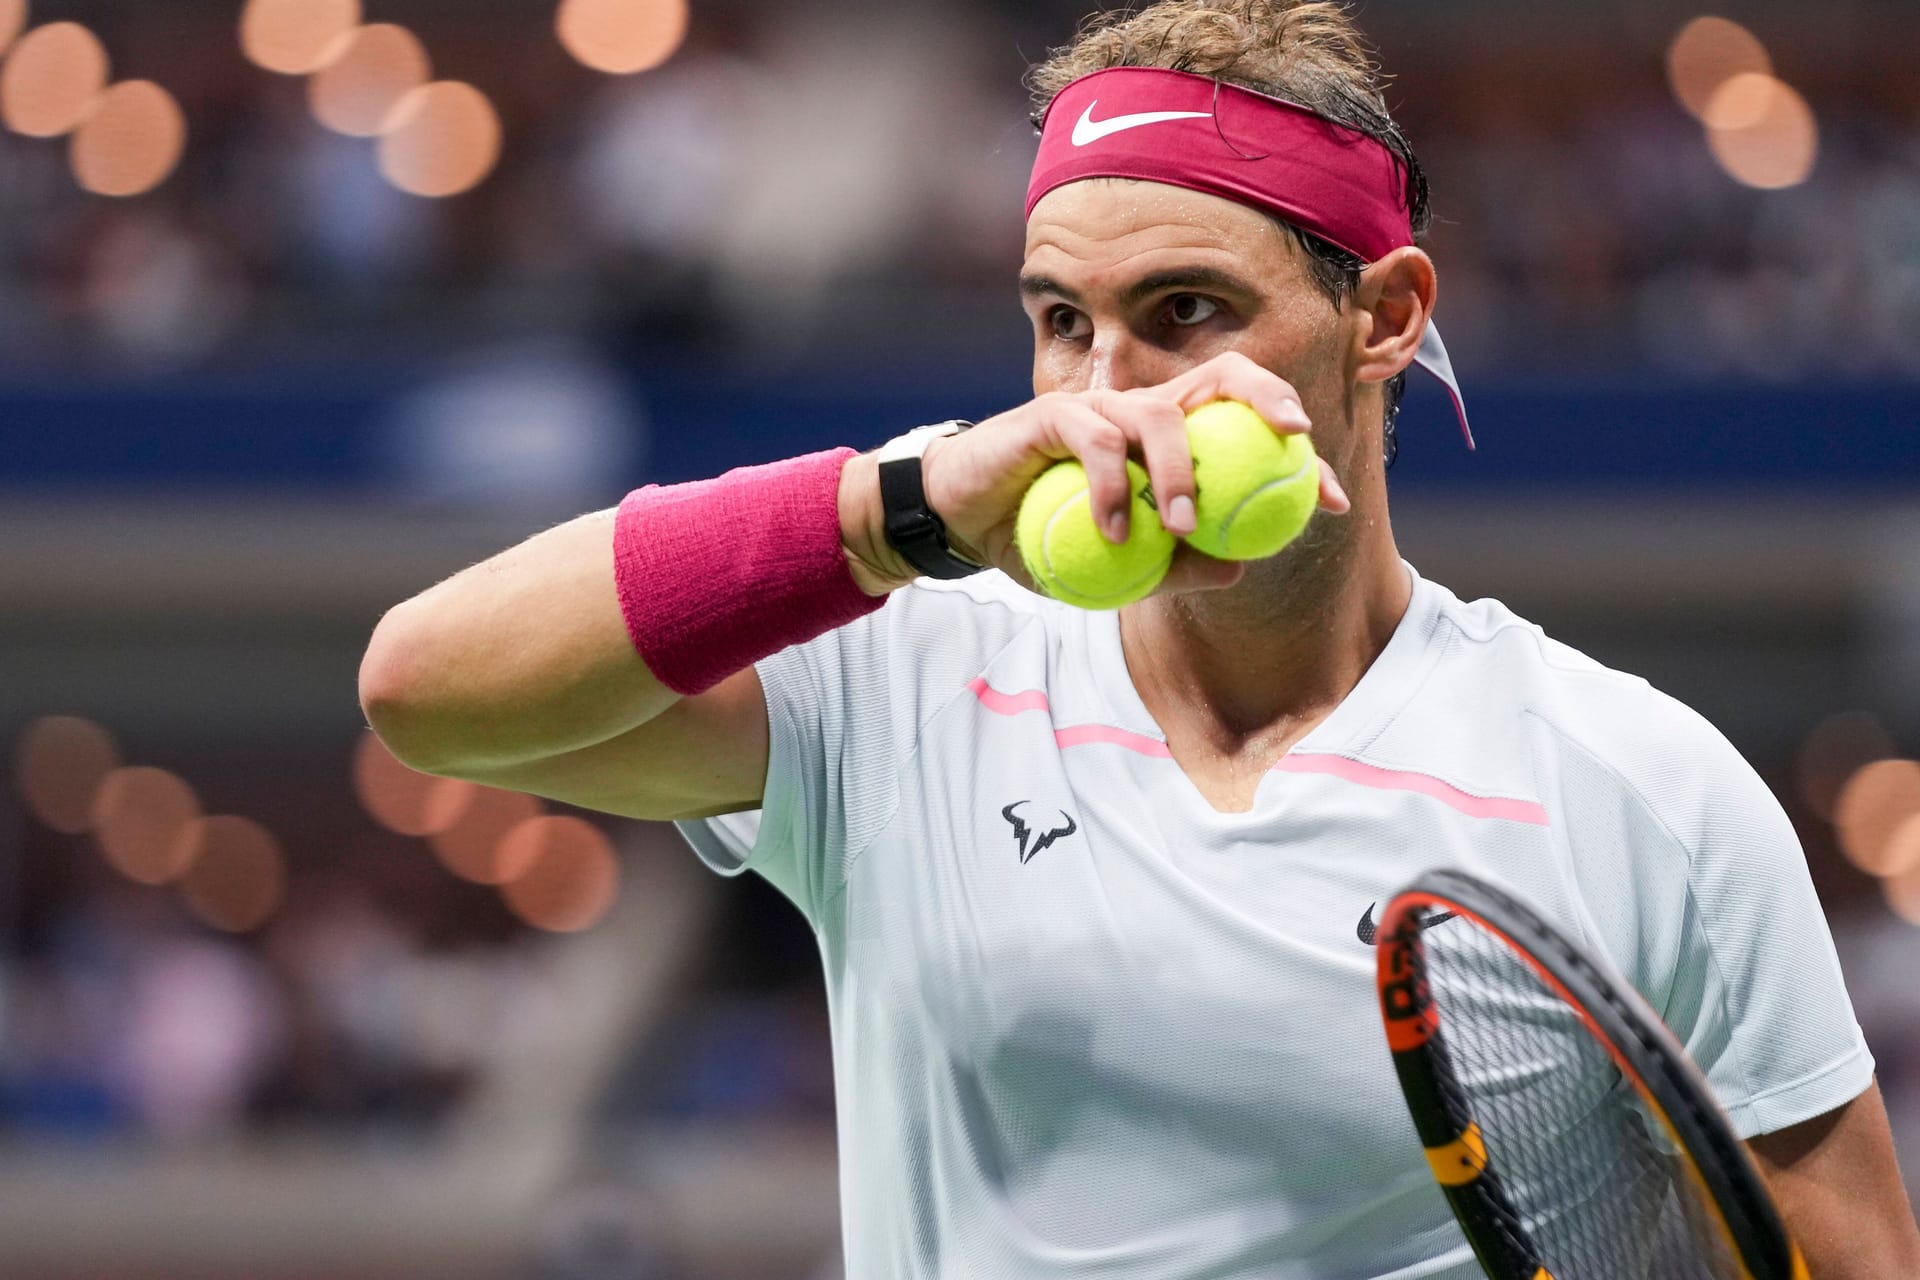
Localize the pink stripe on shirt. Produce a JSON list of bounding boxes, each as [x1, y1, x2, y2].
[[966, 678, 1547, 825], [1274, 754, 1550, 826], [1052, 723, 1175, 757], [965, 677, 1051, 717], [967, 677, 1174, 756]]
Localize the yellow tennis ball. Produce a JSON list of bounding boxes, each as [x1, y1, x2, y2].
[[1182, 400, 1320, 561], [1016, 458, 1175, 609]]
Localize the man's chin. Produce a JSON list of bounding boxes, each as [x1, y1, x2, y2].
[[1218, 512, 1352, 598]]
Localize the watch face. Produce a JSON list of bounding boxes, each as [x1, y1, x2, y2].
[[878, 426, 982, 577], [879, 421, 969, 461]]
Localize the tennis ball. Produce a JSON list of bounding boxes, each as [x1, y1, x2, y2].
[[1183, 400, 1320, 561], [1016, 458, 1175, 609]]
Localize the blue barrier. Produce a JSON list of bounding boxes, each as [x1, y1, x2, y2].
[[1, 358, 1915, 496]]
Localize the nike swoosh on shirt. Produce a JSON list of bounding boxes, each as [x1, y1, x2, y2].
[[1357, 903, 1459, 946], [1070, 103, 1214, 147]]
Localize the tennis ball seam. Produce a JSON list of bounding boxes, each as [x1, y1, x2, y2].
[[1038, 493, 1170, 604], [1215, 456, 1317, 536]]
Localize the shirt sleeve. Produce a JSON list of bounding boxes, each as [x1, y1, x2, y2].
[[673, 605, 903, 927], [674, 575, 1046, 929], [1632, 699, 1875, 1138]]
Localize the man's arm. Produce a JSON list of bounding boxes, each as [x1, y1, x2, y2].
[[357, 354, 1333, 820], [358, 506, 779, 819], [1747, 1081, 1920, 1277]]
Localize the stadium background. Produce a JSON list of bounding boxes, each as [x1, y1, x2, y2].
[[3, 0, 1919, 1275]]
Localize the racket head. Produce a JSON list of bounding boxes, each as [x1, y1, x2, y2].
[[1375, 868, 1806, 1280]]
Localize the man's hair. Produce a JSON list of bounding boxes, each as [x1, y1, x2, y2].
[[1027, 0, 1428, 460]]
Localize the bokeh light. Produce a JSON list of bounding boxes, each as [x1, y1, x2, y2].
[[307, 22, 429, 137], [177, 815, 287, 933], [1700, 71, 1780, 132], [0, 1, 27, 59], [70, 79, 187, 197], [555, 0, 688, 75], [91, 766, 202, 885], [1884, 859, 1920, 928], [430, 785, 543, 883], [498, 815, 619, 933], [239, 0, 360, 76], [1795, 711, 1896, 822], [1705, 74, 1817, 190], [377, 80, 502, 198], [0, 21, 108, 138], [352, 730, 474, 836], [14, 715, 120, 834], [1878, 815, 1920, 887], [1834, 759, 1920, 877], [1666, 16, 1770, 121]]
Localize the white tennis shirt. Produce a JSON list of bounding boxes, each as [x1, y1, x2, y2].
[[678, 564, 1872, 1279]]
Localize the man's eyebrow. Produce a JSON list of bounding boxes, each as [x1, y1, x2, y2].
[[1018, 274, 1079, 304], [1119, 267, 1258, 308], [1017, 266, 1258, 308]]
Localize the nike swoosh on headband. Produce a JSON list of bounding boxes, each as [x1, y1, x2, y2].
[[1071, 103, 1214, 147]]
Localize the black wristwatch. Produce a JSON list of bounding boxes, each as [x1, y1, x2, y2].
[[876, 421, 985, 580]]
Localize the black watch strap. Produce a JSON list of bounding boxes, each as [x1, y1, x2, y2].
[[877, 422, 984, 581]]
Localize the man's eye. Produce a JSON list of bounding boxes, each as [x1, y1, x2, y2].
[[1049, 308, 1091, 340], [1166, 294, 1220, 326]]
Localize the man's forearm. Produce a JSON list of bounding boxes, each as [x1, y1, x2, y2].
[[362, 448, 914, 782], [360, 508, 676, 775], [1748, 1083, 1920, 1278]]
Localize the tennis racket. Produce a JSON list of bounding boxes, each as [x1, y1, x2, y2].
[[1374, 868, 1806, 1280]]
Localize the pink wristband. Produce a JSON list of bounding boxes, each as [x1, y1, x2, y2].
[[614, 447, 885, 696]]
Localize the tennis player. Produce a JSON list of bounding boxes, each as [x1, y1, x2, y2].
[[359, 1, 1920, 1274]]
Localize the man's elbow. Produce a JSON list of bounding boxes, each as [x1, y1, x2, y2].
[[358, 605, 461, 776]]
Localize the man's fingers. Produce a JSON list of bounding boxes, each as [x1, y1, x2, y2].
[[1264, 398, 1313, 434], [1318, 459, 1351, 513], [1157, 545, 1245, 596], [1178, 356, 1343, 511], [1048, 401, 1136, 544], [1153, 351, 1310, 434], [1015, 363, 1331, 566], [1089, 391, 1197, 537]]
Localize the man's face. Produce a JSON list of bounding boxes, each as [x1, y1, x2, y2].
[[1021, 178, 1364, 476]]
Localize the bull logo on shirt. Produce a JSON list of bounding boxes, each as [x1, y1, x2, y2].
[[1001, 801, 1077, 864]]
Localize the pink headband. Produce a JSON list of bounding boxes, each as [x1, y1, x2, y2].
[[1028, 67, 1473, 447]]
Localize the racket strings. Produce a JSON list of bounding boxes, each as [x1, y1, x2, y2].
[[1420, 918, 1744, 1279]]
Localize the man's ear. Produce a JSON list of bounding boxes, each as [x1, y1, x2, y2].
[[1352, 246, 1436, 386]]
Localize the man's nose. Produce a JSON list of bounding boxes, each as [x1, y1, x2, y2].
[[1085, 330, 1163, 393]]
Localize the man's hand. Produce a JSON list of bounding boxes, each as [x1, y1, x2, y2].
[[844, 352, 1350, 598]]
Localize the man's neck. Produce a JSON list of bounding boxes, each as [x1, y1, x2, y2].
[[1120, 514, 1410, 761]]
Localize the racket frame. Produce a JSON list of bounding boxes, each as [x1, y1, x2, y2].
[[1376, 868, 1806, 1280]]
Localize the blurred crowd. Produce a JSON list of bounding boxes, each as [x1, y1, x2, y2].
[[0, 4, 1916, 378], [5, 799, 512, 1143], [1, 762, 831, 1148], [1417, 104, 1920, 378]]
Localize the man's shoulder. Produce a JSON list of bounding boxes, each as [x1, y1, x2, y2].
[[870, 572, 1065, 658], [1419, 579, 1765, 835], [790, 571, 1067, 709], [1425, 583, 1651, 715], [897, 570, 1060, 616]]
